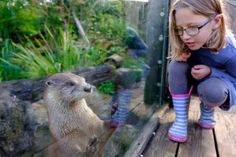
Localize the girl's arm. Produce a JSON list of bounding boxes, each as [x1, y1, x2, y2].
[[210, 55, 236, 83]]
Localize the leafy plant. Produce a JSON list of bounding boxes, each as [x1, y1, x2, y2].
[[85, 0, 128, 48], [97, 81, 116, 95], [0, 0, 129, 81], [12, 43, 60, 78], [122, 57, 142, 69], [10, 28, 80, 78], [78, 47, 108, 67], [0, 0, 44, 41], [5, 26, 113, 79], [0, 40, 24, 81]]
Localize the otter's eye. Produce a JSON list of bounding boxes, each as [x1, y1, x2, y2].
[[65, 81, 76, 86]]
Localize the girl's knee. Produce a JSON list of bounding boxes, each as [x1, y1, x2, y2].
[[168, 60, 189, 75], [197, 78, 228, 107], [168, 60, 191, 94]]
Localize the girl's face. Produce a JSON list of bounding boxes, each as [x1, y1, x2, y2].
[[175, 8, 219, 50]]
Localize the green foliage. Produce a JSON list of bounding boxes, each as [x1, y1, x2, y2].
[[10, 28, 78, 78], [79, 47, 108, 66], [2, 27, 112, 79], [95, 14, 127, 42], [0, 1, 44, 40], [0, 0, 129, 80], [107, 46, 127, 55], [94, 0, 124, 17], [12, 44, 60, 78], [97, 81, 116, 95], [0, 0, 128, 44], [93, 1, 126, 41], [0, 40, 24, 81], [86, 0, 128, 48], [122, 58, 142, 69]]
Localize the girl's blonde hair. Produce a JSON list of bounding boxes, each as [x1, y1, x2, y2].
[[169, 0, 227, 58]]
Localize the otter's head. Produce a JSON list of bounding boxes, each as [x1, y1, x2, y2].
[[44, 73, 95, 105]]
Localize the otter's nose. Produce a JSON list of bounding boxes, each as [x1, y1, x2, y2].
[[84, 85, 94, 93]]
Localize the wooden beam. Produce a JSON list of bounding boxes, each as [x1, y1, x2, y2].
[[123, 104, 169, 157], [143, 107, 178, 157], [0, 65, 114, 102], [144, 0, 169, 105]]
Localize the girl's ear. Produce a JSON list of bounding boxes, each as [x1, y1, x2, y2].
[[212, 14, 223, 30]]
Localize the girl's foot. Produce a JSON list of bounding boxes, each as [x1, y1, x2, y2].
[[198, 103, 215, 129]]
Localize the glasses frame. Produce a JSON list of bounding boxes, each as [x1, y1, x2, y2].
[[175, 15, 216, 36]]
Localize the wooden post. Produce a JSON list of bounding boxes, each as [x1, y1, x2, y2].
[[144, 0, 170, 105]]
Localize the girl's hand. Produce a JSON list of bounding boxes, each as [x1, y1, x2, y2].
[[175, 52, 191, 62], [191, 65, 211, 80]]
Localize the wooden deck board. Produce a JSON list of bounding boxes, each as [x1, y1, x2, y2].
[[178, 97, 217, 157], [214, 110, 236, 157], [124, 105, 169, 157], [127, 97, 236, 157], [144, 108, 178, 157]]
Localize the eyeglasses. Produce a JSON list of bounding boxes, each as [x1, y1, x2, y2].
[[175, 16, 215, 36]]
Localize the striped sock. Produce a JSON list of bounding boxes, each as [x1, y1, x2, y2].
[[110, 90, 131, 127], [168, 96, 190, 142], [198, 102, 215, 129]]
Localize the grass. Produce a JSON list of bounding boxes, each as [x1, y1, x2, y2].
[[0, 39, 24, 81]]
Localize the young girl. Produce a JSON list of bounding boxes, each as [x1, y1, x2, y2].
[[168, 0, 236, 142]]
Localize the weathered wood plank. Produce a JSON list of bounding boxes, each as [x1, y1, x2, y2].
[[143, 107, 178, 157], [214, 110, 236, 157], [178, 97, 217, 157], [124, 104, 170, 157], [139, 96, 236, 157], [0, 65, 114, 102]]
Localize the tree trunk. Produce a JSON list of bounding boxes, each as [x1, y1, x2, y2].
[[72, 11, 90, 46]]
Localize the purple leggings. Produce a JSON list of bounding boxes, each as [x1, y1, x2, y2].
[[168, 60, 229, 108]]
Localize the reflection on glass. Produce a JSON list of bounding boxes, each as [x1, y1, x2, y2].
[[0, 0, 156, 157]]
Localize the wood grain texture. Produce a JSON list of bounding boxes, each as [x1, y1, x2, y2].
[[178, 97, 217, 157], [144, 107, 178, 157], [214, 110, 236, 157], [124, 105, 169, 157], [132, 96, 236, 157]]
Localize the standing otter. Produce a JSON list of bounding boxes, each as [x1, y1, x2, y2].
[[44, 73, 115, 157]]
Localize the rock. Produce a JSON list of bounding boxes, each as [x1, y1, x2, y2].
[[0, 92, 37, 157]]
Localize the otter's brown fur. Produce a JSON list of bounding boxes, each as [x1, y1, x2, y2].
[[44, 73, 115, 157]]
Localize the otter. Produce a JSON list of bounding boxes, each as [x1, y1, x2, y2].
[[44, 73, 115, 157]]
